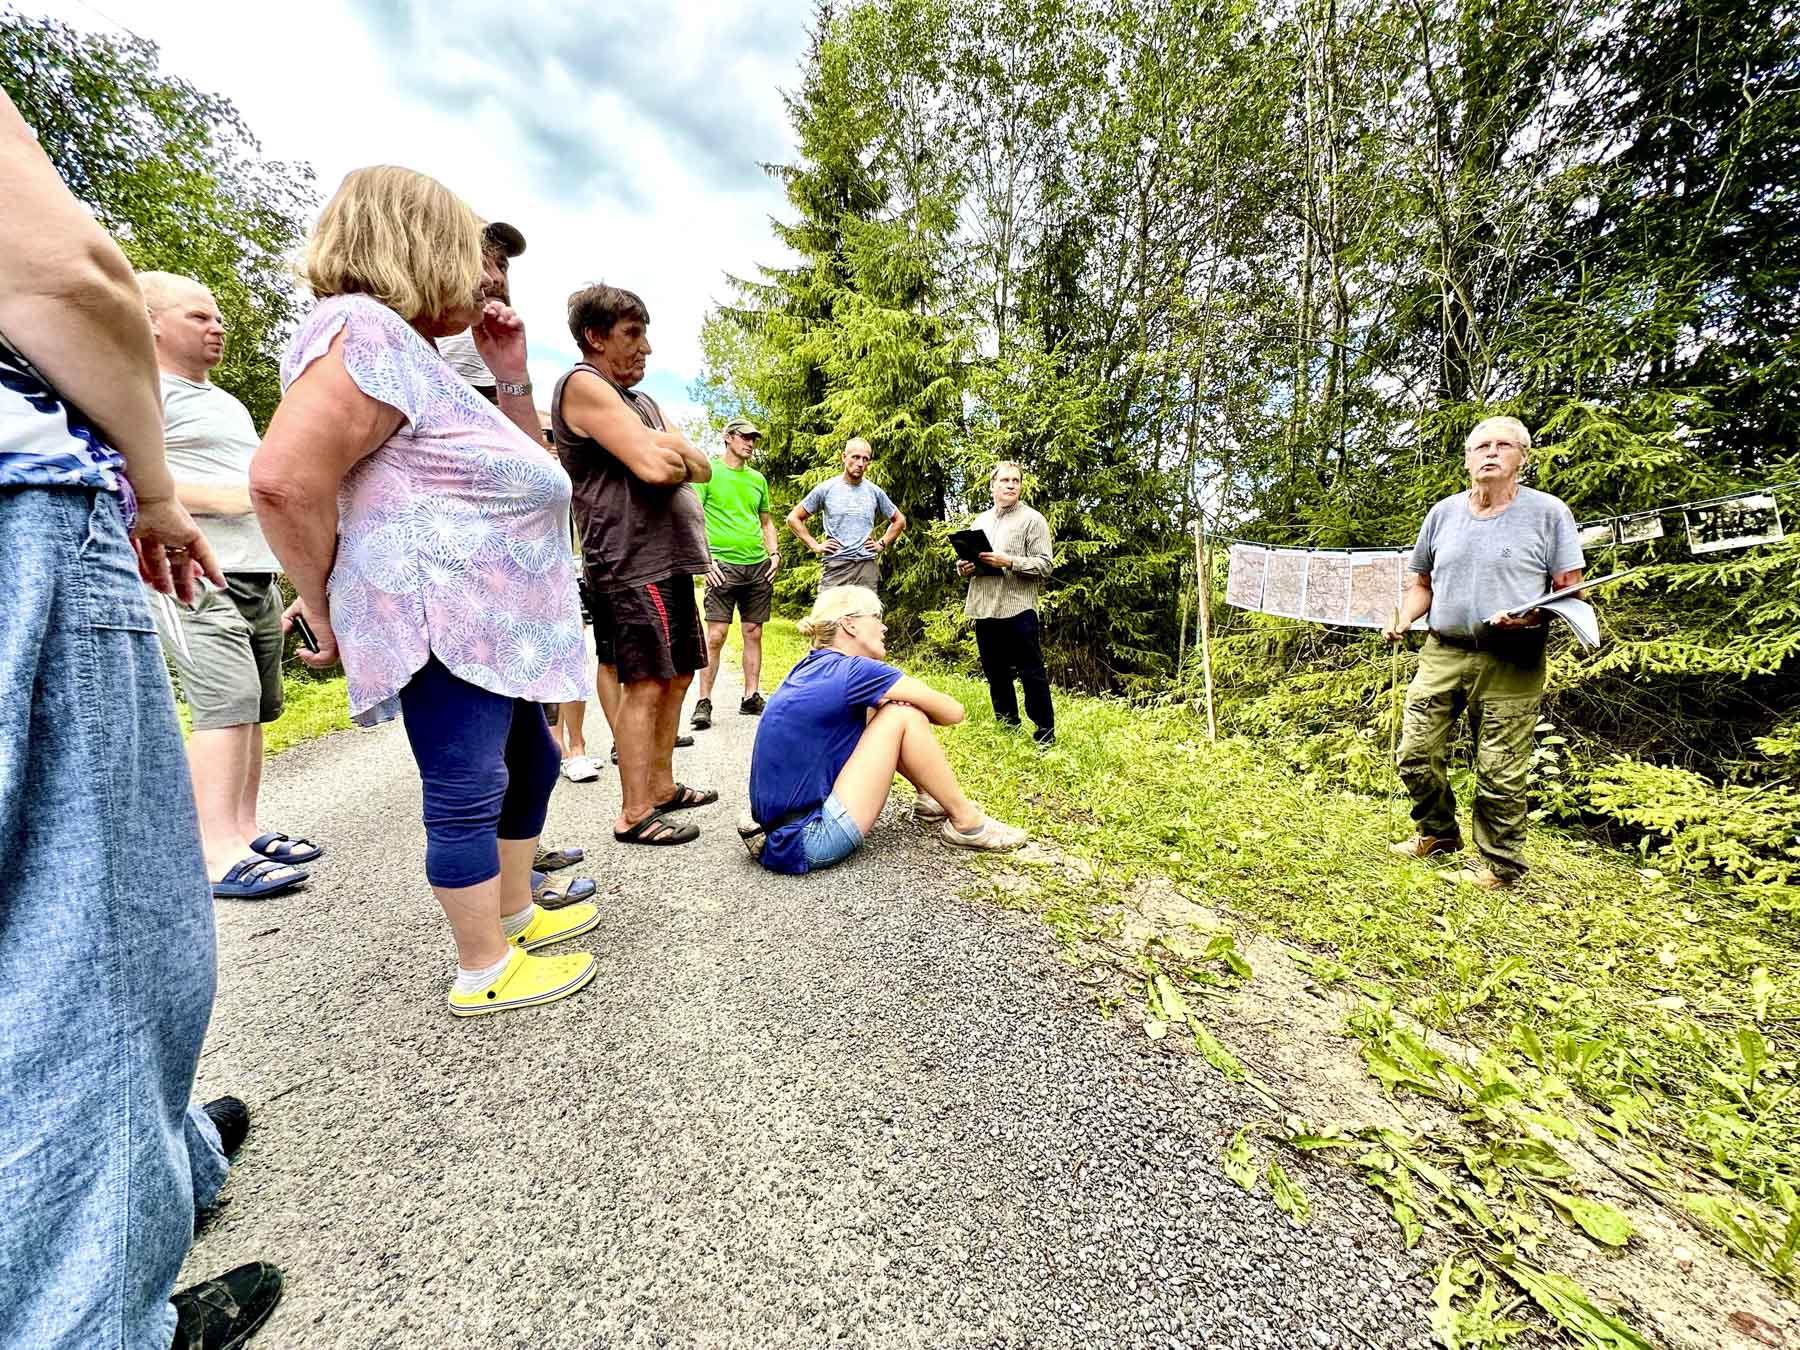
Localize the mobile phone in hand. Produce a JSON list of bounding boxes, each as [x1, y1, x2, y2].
[[291, 611, 321, 654]]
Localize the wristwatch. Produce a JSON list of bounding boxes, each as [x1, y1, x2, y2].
[[496, 379, 532, 397]]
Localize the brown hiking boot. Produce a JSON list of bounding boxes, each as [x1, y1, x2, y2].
[[1442, 864, 1512, 890], [1388, 834, 1460, 859]]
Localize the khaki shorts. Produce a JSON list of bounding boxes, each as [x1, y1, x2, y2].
[[820, 555, 879, 593], [150, 573, 285, 730], [703, 560, 774, 625]]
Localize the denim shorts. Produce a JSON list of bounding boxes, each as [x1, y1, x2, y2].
[[801, 791, 864, 870]]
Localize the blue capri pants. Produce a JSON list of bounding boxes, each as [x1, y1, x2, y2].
[[397, 656, 563, 888]]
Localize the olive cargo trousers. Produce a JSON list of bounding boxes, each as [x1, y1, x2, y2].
[[1396, 636, 1545, 881]]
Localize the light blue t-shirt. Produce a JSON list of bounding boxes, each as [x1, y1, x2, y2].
[[1410, 486, 1583, 636], [800, 476, 896, 562]]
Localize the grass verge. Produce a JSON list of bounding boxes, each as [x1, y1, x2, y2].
[[750, 618, 1800, 1345]]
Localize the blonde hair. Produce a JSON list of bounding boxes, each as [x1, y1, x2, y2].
[[1464, 416, 1532, 454], [136, 271, 210, 316], [301, 166, 483, 322], [797, 586, 882, 647], [844, 437, 873, 458]]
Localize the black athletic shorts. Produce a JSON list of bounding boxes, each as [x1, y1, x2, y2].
[[591, 574, 704, 683], [702, 560, 774, 625]]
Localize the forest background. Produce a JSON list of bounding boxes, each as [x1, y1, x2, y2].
[[4, 0, 1795, 892]]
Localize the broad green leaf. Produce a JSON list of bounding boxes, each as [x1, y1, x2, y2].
[[1222, 1127, 1259, 1189], [1187, 1016, 1246, 1081], [1267, 1159, 1310, 1226]]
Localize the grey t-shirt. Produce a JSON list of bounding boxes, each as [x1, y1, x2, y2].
[[436, 330, 494, 388], [799, 477, 896, 562], [160, 373, 280, 573], [1410, 486, 1583, 636]]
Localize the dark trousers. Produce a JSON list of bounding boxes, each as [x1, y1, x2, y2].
[[973, 610, 1054, 735]]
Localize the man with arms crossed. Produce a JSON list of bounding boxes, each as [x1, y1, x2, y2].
[[786, 436, 906, 593], [553, 284, 717, 846], [692, 416, 779, 729], [139, 271, 317, 899], [958, 460, 1056, 745]]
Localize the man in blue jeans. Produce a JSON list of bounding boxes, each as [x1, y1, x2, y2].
[[957, 461, 1056, 745], [0, 90, 281, 1349]]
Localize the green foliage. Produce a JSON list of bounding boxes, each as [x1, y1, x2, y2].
[[0, 11, 316, 427]]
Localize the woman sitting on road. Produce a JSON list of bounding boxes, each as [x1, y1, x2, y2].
[[744, 586, 1027, 873], [252, 166, 599, 1017]]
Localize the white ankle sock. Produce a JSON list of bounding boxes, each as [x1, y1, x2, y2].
[[501, 903, 536, 939], [453, 952, 513, 995]]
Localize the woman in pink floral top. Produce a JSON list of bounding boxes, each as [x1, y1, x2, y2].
[[252, 166, 598, 1018]]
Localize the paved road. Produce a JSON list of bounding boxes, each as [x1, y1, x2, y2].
[[182, 662, 1435, 1349]]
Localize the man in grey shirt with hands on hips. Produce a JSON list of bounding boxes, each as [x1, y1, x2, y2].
[[1381, 415, 1585, 891], [139, 272, 319, 900], [787, 436, 906, 594]]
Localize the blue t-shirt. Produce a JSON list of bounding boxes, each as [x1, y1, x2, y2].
[[799, 477, 896, 562], [749, 648, 904, 873]]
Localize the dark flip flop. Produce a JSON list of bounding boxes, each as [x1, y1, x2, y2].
[[613, 810, 699, 846], [212, 856, 307, 900], [249, 831, 323, 864], [531, 870, 597, 909], [656, 782, 719, 812]]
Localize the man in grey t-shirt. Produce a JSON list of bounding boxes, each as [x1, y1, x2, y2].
[[138, 271, 318, 899], [787, 437, 907, 594], [1381, 416, 1586, 889]]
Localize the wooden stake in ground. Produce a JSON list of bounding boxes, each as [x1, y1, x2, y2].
[[1195, 520, 1217, 741], [1387, 605, 1404, 837]]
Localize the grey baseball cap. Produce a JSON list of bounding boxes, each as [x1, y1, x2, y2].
[[724, 417, 761, 436]]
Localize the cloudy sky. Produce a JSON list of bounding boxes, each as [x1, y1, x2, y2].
[[39, 0, 817, 427]]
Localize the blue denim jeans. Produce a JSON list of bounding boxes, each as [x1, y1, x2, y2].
[[800, 791, 864, 870], [0, 487, 222, 1349]]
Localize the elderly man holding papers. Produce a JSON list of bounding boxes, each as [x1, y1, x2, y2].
[[1382, 417, 1586, 889]]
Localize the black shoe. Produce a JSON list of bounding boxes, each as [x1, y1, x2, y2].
[[691, 698, 713, 730], [676, 734, 695, 749], [170, 1262, 283, 1350], [739, 692, 766, 716], [204, 1096, 249, 1159], [1033, 728, 1056, 747]]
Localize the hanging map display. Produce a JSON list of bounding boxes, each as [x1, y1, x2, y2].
[[1302, 552, 1352, 624], [1686, 494, 1784, 555], [1224, 544, 1269, 611], [1261, 549, 1309, 618], [1347, 552, 1402, 628]]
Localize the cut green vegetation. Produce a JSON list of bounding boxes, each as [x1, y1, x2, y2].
[[750, 619, 1800, 1345]]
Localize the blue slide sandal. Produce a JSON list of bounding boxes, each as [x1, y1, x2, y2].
[[250, 832, 324, 864], [213, 857, 308, 901]]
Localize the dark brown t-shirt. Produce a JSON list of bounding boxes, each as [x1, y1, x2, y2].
[[551, 363, 709, 592]]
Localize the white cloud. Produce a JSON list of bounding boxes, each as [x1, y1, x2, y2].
[[37, 0, 809, 412]]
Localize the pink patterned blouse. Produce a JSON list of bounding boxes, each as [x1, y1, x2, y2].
[[281, 294, 584, 726]]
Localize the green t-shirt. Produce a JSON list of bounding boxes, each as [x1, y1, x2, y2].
[[693, 458, 773, 564]]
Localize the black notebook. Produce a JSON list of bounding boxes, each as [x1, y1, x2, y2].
[[950, 528, 1003, 576]]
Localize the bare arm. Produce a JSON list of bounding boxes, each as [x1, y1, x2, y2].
[[1489, 566, 1587, 628], [761, 512, 780, 575], [561, 371, 688, 486], [0, 90, 222, 598], [787, 503, 830, 555], [880, 674, 966, 726], [250, 332, 400, 661], [652, 428, 711, 484], [176, 482, 253, 516], [877, 506, 906, 548]]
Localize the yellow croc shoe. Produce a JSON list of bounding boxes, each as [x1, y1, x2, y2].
[[446, 949, 596, 1018], [510, 902, 601, 952]]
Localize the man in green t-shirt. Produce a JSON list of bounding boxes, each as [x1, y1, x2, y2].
[[692, 417, 780, 728]]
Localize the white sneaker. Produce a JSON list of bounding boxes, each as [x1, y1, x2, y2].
[[561, 754, 600, 783], [939, 814, 1028, 852], [913, 791, 948, 823]]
